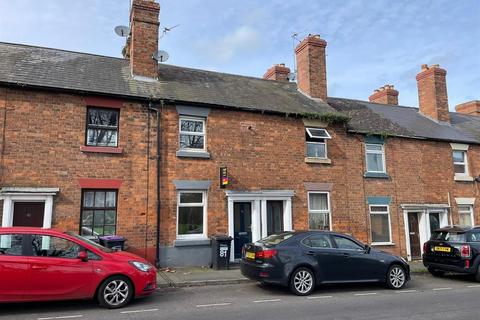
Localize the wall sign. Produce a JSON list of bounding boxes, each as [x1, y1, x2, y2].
[[220, 167, 229, 188]]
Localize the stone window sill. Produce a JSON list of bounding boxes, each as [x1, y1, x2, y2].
[[364, 172, 390, 179], [454, 175, 474, 182], [80, 146, 123, 154], [174, 239, 211, 247], [305, 157, 332, 164], [371, 242, 395, 246], [176, 150, 211, 159]]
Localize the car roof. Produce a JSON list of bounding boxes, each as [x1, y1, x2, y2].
[[433, 225, 477, 233], [0, 227, 66, 235]]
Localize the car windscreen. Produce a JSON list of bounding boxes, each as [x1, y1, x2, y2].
[[257, 233, 294, 246], [431, 231, 466, 242], [66, 232, 113, 253]]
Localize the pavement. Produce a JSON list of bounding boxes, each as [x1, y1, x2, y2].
[[157, 260, 428, 288], [3, 272, 480, 320]]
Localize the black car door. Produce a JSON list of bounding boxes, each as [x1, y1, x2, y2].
[[301, 234, 345, 282]]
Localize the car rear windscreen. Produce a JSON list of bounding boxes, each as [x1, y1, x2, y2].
[[431, 231, 466, 242], [257, 233, 294, 246]]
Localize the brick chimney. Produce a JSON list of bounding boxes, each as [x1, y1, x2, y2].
[[263, 63, 291, 82], [369, 85, 399, 105], [127, 0, 160, 79], [455, 100, 480, 116], [295, 34, 327, 100], [416, 64, 450, 123]]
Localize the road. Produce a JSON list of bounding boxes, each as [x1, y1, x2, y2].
[[2, 273, 480, 320]]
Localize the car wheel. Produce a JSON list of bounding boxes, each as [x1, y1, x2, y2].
[[97, 275, 133, 309], [289, 267, 315, 296], [386, 265, 406, 290], [428, 267, 445, 277]]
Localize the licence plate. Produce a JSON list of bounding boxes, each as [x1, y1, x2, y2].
[[245, 251, 255, 259], [434, 246, 451, 253]]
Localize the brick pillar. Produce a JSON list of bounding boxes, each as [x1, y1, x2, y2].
[[263, 64, 291, 82], [369, 85, 399, 105], [295, 34, 328, 100], [455, 100, 480, 117], [129, 0, 160, 79], [416, 64, 450, 123]]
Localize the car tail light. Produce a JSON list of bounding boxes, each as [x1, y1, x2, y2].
[[256, 249, 277, 260], [423, 242, 428, 253], [460, 244, 471, 258]]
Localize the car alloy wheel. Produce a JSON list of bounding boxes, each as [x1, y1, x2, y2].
[[290, 268, 315, 295], [388, 265, 406, 289], [98, 276, 133, 309]]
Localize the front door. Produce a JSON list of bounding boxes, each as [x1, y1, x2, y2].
[[267, 201, 284, 236], [408, 213, 421, 259], [13, 202, 45, 227], [234, 202, 252, 259]]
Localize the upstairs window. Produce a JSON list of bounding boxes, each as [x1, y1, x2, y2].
[[86, 107, 119, 147], [453, 150, 468, 175], [306, 128, 331, 159], [365, 144, 386, 173], [179, 116, 206, 151]]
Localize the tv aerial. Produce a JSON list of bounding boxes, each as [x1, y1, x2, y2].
[[153, 50, 169, 63], [160, 24, 180, 38], [114, 25, 130, 37]]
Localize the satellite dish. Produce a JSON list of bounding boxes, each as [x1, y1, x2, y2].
[[288, 72, 296, 81], [114, 25, 130, 37], [153, 50, 169, 62]]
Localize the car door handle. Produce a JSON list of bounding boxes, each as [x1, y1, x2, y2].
[[342, 253, 350, 258], [306, 251, 316, 256], [31, 265, 47, 270]]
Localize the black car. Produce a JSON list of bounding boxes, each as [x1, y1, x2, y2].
[[423, 225, 480, 280], [240, 231, 410, 295]]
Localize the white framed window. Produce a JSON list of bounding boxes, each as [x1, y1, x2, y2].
[[176, 191, 207, 239], [369, 205, 392, 244], [365, 144, 386, 173], [306, 128, 331, 159], [179, 116, 206, 151], [458, 205, 474, 227], [452, 150, 468, 176], [307, 192, 331, 230]]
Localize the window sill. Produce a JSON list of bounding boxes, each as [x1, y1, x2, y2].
[[176, 150, 211, 159], [454, 175, 474, 182], [174, 239, 211, 247], [80, 146, 123, 154], [364, 172, 390, 179], [371, 242, 395, 246], [305, 157, 331, 164]]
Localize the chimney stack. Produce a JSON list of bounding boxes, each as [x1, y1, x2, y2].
[[127, 0, 160, 79], [416, 64, 450, 123], [455, 100, 480, 117], [263, 63, 291, 82], [295, 34, 328, 101], [369, 85, 399, 105]]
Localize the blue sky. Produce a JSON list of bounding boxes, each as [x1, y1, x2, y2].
[[0, 0, 478, 108]]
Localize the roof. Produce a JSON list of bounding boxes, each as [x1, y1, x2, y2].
[[328, 97, 480, 144], [0, 42, 335, 115]]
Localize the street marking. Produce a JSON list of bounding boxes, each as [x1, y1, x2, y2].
[[354, 292, 377, 296], [120, 308, 159, 314], [196, 303, 231, 308], [38, 316, 83, 320], [253, 299, 282, 303], [307, 295, 333, 300], [432, 287, 452, 291], [467, 285, 480, 288], [395, 290, 417, 293]]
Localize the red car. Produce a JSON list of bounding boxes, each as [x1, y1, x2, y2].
[[0, 227, 157, 308]]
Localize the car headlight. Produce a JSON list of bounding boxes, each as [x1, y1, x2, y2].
[[129, 261, 153, 272]]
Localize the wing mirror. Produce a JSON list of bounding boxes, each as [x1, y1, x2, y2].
[[364, 244, 371, 254], [78, 251, 88, 262]]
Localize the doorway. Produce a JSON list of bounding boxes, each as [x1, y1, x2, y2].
[[407, 213, 421, 259], [13, 202, 45, 227], [267, 201, 284, 236], [233, 202, 252, 259]]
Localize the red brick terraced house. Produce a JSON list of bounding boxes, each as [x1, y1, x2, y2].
[[1, 0, 479, 266]]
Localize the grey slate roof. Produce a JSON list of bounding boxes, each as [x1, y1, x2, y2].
[[0, 42, 335, 115], [328, 97, 479, 144]]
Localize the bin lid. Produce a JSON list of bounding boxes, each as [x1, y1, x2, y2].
[[211, 235, 233, 241], [99, 235, 125, 241]]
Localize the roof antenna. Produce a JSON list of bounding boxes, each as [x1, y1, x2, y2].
[[160, 24, 180, 39], [291, 32, 300, 81]]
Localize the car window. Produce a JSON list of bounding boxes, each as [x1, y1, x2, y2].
[[87, 250, 101, 260], [302, 234, 332, 248], [257, 232, 294, 246], [431, 231, 466, 242], [0, 234, 24, 256], [467, 231, 480, 242], [31, 235, 83, 259], [333, 236, 364, 250]]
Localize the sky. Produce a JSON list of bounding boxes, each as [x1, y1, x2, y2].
[[0, 0, 479, 109]]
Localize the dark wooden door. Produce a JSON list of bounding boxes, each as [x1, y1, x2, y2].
[[233, 202, 252, 259], [13, 202, 45, 227], [408, 213, 421, 259], [267, 201, 284, 236]]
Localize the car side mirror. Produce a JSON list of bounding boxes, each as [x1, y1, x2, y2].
[[364, 244, 371, 254], [78, 251, 88, 262]]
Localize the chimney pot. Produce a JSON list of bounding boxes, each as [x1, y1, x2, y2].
[[368, 84, 399, 105]]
